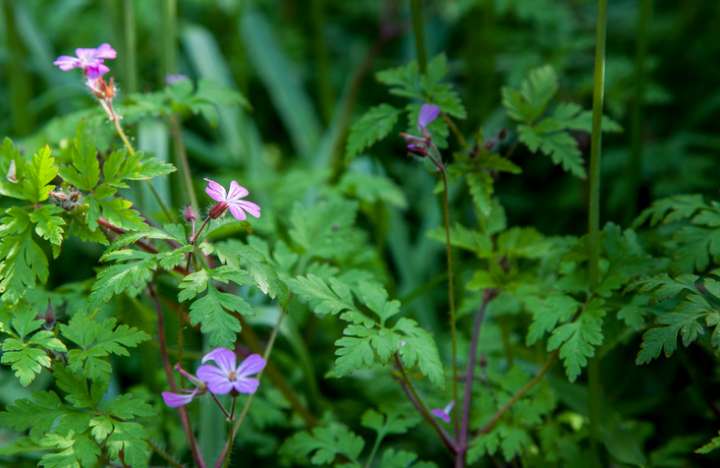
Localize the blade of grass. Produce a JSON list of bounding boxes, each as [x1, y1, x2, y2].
[[241, 9, 321, 161]]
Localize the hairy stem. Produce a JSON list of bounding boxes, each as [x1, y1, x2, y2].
[[148, 285, 206, 468], [456, 289, 496, 468], [215, 310, 287, 468], [473, 353, 557, 437], [409, 0, 428, 73], [170, 116, 199, 212], [394, 355, 458, 453], [186, 216, 211, 272], [587, 0, 609, 457]]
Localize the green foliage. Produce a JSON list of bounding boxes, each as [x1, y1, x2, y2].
[[281, 422, 365, 466], [346, 104, 402, 160], [503, 65, 620, 178], [187, 285, 250, 348]]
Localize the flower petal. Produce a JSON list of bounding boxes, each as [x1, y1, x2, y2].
[[162, 390, 197, 408], [227, 181, 249, 200], [430, 408, 451, 424], [417, 104, 441, 130], [201, 347, 237, 373], [236, 354, 266, 378], [204, 178, 227, 202], [94, 43, 117, 60], [197, 365, 233, 395], [235, 200, 261, 219], [228, 204, 247, 221], [233, 377, 260, 394], [75, 47, 98, 62], [85, 63, 109, 79], [53, 56, 79, 71]]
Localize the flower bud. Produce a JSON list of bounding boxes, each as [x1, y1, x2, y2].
[[183, 205, 198, 222], [208, 202, 228, 219]]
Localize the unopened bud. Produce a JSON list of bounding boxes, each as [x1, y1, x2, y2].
[[183, 205, 198, 222], [208, 202, 228, 219]]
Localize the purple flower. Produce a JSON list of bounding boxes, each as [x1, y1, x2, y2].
[[166, 74, 190, 85], [162, 388, 200, 408], [53, 43, 117, 79], [204, 178, 261, 221], [197, 348, 266, 395], [417, 103, 441, 130], [431, 401, 454, 424]]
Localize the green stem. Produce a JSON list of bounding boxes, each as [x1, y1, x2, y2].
[[162, 0, 177, 80], [364, 432, 384, 468], [215, 309, 287, 468], [123, 0, 138, 93], [627, 0, 652, 221], [587, 0, 608, 459], [170, 116, 200, 211], [410, 0, 428, 73], [2, 0, 32, 135], [311, 0, 333, 124]]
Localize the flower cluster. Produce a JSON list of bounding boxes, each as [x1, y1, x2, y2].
[[401, 103, 441, 157], [162, 348, 266, 408]]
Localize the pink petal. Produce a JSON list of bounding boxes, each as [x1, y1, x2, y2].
[[233, 377, 260, 394], [236, 354, 266, 378], [75, 47, 98, 61], [53, 56, 79, 71], [227, 181, 249, 200], [417, 104, 441, 130], [162, 390, 197, 408], [228, 204, 247, 221], [430, 408, 451, 423], [94, 43, 117, 60], [235, 200, 261, 218], [85, 63, 109, 79], [201, 347, 237, 373], [204, 178, 227, 202], [197, 365, 233, 395]]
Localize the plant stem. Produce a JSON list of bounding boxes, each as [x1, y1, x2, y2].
[[409, 0, 428, 73], [162, 0, 177, 80], [148, 285, 206, 468], [148, 439, 184, 468], [123, 0, 138, 93], [237, 315, 317, 426], [186, 215, 211, 272], [587, 0, 608, 458], [2, 0, 32, 135], [627, 0, 652, 221], [170, 116, 199, 212], [473, 353, 557, 438], [436, 158, 460, 437], [364, 433, 384, 468], [456, 289, 496, 468], [311, 0, 333, 124], [209, 392, 232, 420], [215, 309, 287, 468], [393, 355, 458, 454]]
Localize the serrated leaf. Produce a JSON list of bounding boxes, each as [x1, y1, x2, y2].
[[22, 146, 58, 203], [280, 423, 364, 465], [346, 104, 401, 161], [394, 318, 444, 387], [60, 125, 100, 191], [30, 204, 66, 247], [547, 299, 605, 381], [502, 65, 558, 123], [525, 293, 580, 345], [338, 172, 407, 208], [188, 286, 248, 347]]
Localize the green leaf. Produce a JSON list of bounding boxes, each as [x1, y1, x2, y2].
[[338, 171, 407, 208], [22, 146, 58, 203], [636, 304, 707, 365], [696, 431, 720, 454], [60, 125, 100, 191], [394, 318, 445, 387], [1, 341, 52, 386], [287, 274, 357, 318], [379, 449, 436, 468], [502, 65, 558, 123], [525, 293, 580, 345], [30, 204, 66, 247], [361, 406, 420, 436], [0, 391, 87, 440], [61, 312, 149, 381], [547, 299, 605, 381], [188, 286, 249, 348], [0, 208, 49, 303], [90, 250, 156, 303], [289, 198, 364, 260], [333, 324, 380, 377], [518, 124, 585, 178], [39, 432, 100, 468], [280, 423, 365, 465], [346, 104, 401, 161]]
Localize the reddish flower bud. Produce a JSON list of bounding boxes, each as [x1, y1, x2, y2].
[[183, 205, 198, 222], [208, 202, 228, 219]]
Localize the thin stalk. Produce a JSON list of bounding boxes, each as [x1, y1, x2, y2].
[[209, 392, 232, 420], [170, 116, 199, 212], [162, 0, 177, 80], [431, 153, 459, 437], [394, 355, 458, 453], [456, 289, 496, 468], [311, 0, 333, 124], [587, 0, 609, 458], [3, 0, 32, 135], [215, 309, 287, 468], [148, 439, 184, 468], [364, 433, 384, 468], [409, 0, 428, 73], [123, 0, 138, 93], [473, 353, 557, 437], [148, 285, 206, 468], [627, 0, 652, 220], [186, 215, 211, 272]]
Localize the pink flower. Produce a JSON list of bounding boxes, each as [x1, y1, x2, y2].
[[431, 401, 454, 424], [197, 348, 266, 395], [53, 43, 117, 79], [417, 103, 440, 130], [162, 389, 200, 408], [204, 178, 261, 221]]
